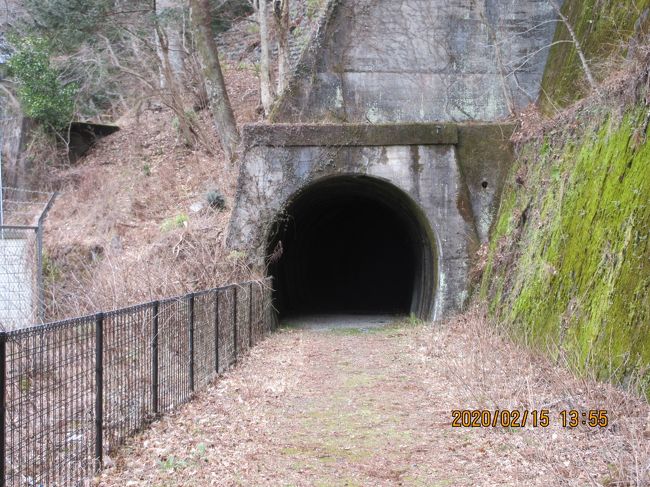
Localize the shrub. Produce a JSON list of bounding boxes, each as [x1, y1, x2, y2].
[[7, 37, 77, 131], [206, 189, 226, 210], [23, 0, 112, 52]]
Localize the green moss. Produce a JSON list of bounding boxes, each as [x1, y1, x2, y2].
[[482, 106, 650, 398], [540, 0, 649, 111]]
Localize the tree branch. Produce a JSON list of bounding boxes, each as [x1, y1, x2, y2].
[[548, 0, 599, 93]]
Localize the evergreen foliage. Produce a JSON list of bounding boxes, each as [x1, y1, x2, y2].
[[7, 37, 77, 130], [23, 0, 113, 52]]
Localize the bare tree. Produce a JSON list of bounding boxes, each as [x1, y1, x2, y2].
[[256, 0, 274, 115], [274, 0, 290, 95], [189, 0, 240, 160]]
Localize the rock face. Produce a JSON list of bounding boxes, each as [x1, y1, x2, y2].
[[228, 0, 559, 320], [273, 0, 558, 123]]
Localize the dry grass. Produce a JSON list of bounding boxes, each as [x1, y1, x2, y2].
[[43, 61, 262, 319], [97, 312, 650, 486], [38, 0, 333, 320], [514, 32, 650, 146], [430, 307, 650, 486]]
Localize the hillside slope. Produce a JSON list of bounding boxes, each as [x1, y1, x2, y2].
[[481, 0, 650, 396], [44, 63, 261, 318], [38, 0, 328, 319]]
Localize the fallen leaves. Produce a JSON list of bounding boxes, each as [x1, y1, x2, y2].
[[98, 315, 650, 486]]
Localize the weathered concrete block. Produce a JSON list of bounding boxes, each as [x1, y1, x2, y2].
[[228, 123, 513, 319], [273, 0, 558, 123], [242, 123, 458, 147], [228, 0, 556, 320]]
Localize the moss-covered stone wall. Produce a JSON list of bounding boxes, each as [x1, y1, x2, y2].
[[480, 105, 649, 397], [540, 0, 649, 111]]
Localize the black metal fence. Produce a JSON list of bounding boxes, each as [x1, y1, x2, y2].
[[0, 278, 274, 486]]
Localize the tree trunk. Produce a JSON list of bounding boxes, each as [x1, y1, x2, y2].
[[156, 23, 195, 147], [274, 0, 290, 95], [257, 0, 274, 115], [189, 0, 240, 160]]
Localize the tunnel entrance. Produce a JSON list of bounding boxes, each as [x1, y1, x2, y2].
[[267, 176, 436, 320]]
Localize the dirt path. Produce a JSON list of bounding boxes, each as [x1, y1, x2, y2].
[[99, 312, 650, 486]]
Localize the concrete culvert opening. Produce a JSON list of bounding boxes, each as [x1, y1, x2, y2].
[[266, 176, 436, 321]]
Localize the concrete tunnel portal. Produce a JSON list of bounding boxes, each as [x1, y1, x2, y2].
[[266, 176, 437, 320]]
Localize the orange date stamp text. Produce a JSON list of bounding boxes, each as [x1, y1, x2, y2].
[[450, 409, 608, 428]]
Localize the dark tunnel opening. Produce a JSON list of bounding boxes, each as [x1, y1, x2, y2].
[[266, 176, 436, 320]]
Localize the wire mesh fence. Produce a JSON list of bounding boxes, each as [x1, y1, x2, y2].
[[0, 277, 274, 487], [0, 228, 39, 331], [0, 188, 54, 228], [0, 188, 57, 330]]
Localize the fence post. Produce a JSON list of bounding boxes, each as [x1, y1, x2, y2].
[[188, 293, 195, 393], [249, 282, 253, 349], [0, 333, 6, 487], [265, 277, 273, 332], [35, 192, 56, 322], [94, 312, 104, 471], [214, 290, 220, 374], [151, 301, 159, 415], [232, 286, 238, 363], [36, 225, 45, 321], [262, 277, 275, 333]]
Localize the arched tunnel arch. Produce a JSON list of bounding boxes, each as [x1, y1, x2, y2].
[[266, 175, 437, 320]]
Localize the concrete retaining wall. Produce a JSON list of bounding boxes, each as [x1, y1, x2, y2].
[[273, 0, 559, 123]]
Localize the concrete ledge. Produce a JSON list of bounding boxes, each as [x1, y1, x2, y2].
[[242, 123, 459, 147]]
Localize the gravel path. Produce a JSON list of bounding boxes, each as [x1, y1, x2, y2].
[[98, 312, 650, 486]]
